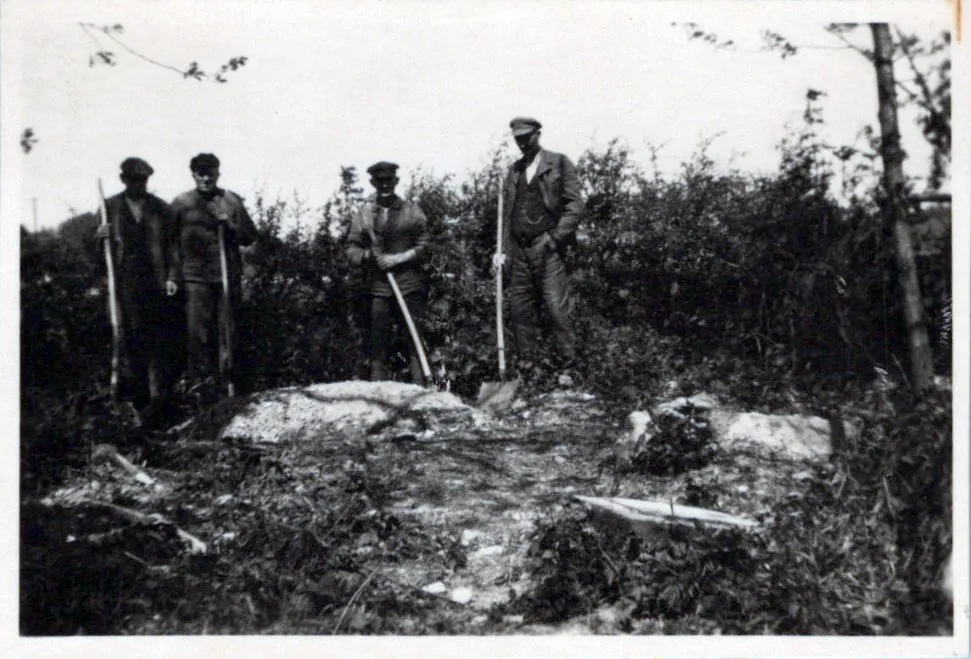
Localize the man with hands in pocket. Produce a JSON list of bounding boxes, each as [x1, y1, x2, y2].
[[494, 117, 584, 379]]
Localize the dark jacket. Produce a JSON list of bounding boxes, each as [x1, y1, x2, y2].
[[347, 196, 430, 297], [101, 192, 178, 293], [171, 188, 257, 284], [501, 148, 584, 257]]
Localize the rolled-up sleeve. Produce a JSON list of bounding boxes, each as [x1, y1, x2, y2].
[[409, 205, 430, 264], [346, 206, 371, 267]]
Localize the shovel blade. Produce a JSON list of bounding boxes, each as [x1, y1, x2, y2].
[[476, 376, 521, 412]]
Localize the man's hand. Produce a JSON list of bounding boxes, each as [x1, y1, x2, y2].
[[491, 251, 506, 277], [95, 224, 111, 241], [166, 280, 178, 296], [374, 252, 395, 271], [375, 250, 411, 272], [207, 200, 230, 224]]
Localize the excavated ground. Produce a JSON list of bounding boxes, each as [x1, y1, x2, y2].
[[28, 381, 823, 635]]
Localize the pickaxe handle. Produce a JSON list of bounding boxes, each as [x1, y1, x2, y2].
[[217, 222, 236, 397], [495, 187, 507, 381], [98, 178, 124, 401]]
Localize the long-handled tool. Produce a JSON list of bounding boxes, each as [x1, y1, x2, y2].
[[98, 178, 124, 403], [217, 221, 236, 397], [476, 187, 521, 410], [386, 270, 432, 386], [369, 220, 432, 386]]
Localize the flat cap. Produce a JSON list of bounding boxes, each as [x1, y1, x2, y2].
[[366, 161, 399, 178], [190, 152, 221, 172], [510, 116, 542, 136], [120, 157, 154, 178]]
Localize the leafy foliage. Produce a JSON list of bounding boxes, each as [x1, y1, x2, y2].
[[508, 383, 950, 635], [631, 406, 716, 476], [20, 128, 38, 154]]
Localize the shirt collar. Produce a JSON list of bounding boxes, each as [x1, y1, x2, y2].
[[520, 149, 544, 170], [195, 187, 224, 202], [375, 195, 403, 210]]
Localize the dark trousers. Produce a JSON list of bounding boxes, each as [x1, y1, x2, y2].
[[368, 291, 426, 384], [184, 280, 237, 384], [117, 288, 164, 406], [508, 241, 576, 365]]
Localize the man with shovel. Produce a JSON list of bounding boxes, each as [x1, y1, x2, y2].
[[494, 117, 584, 381], [171, 153, 257, 401], [347, 161, 431, 385], [93, 157, 179, 422]]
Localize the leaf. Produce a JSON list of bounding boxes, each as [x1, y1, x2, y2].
[[20, 128, 38, 154]]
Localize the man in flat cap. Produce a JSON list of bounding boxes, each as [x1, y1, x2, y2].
[[495, 117, 584, 378], [347, 161, 431, 383], [94, 157, 179, 417], [171, 153, 257, 399]]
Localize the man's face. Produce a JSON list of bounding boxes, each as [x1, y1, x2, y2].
[[514, 130, 541, 156], [371, 175, 398, 198], [192, 167, 220, 194], [122, 175, 149, 198]]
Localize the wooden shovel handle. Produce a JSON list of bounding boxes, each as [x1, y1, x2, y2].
[[495, 188, 507, 381], [98, 178, 123, 401], [217, 222, 235, 397]]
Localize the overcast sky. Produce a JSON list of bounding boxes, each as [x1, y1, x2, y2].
[[1, 0, 953, 230]]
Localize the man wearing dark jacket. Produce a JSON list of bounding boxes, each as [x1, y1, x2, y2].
[[346, 161, 431, 384], [171, 153, 257, 397], [94, 157, 179, 412], [495, 117, 584, 374]]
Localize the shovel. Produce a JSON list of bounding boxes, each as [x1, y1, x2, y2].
[[477, 188, 521, 411]]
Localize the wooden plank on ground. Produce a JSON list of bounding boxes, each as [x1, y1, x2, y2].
[[573, 495, 759, 531]]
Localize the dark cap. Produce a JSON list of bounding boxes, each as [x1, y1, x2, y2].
[[190, 152, 221, 172], [120, 157, 154, 178], [366, 161, 399, 178], [510, 117, 542, 136]]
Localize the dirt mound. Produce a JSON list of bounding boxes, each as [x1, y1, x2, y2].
[[220, 381, 490, 444]]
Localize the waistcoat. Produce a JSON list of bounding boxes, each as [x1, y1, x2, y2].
[[510, 170, 555, 246]]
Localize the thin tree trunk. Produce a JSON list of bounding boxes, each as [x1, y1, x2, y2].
[[870, 23, 934, 392]]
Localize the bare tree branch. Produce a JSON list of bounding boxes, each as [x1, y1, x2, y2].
[[78, 22, 247, 83], [823, 25, 874, 61]]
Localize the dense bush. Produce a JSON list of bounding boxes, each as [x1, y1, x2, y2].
[[21, 96, 950, 402], [235, 192, 359, 392]]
